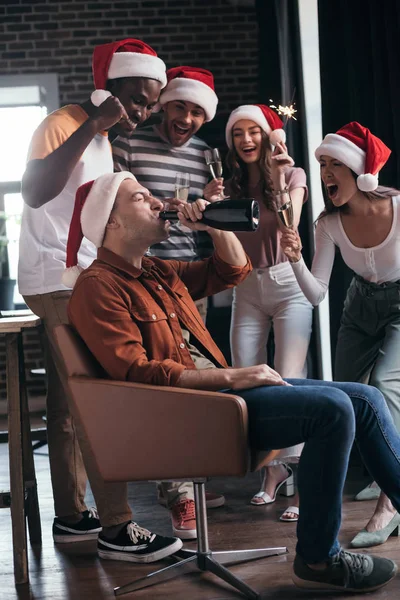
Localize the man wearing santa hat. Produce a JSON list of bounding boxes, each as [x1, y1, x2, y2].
[[112, 67, 223, 537], [18, 39, 171, 552], [113, 65, 217, 273], [66, 171, 400, 593]]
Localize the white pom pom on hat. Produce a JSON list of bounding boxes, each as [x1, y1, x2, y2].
[[62, 172, 137, 288], [225, 104, 286, 149], [315, 122, 391, 192], [357, 173, 379, 192], [90, 38, 167, 107], [90, 90, 112, 107]]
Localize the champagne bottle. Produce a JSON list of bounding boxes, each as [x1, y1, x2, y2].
[[159, 199, 259, 232]]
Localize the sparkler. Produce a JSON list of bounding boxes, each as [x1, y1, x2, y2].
[[269, 99, 297, 121]]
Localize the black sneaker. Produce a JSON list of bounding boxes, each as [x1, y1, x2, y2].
[[98, 521, 183, 563], [293, 550, 397, 592], [53, 508, 102, 543]]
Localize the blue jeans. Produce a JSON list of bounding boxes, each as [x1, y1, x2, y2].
[[226, 379, 400, 564]]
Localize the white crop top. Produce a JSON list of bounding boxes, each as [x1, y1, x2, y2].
[[291, 196, 400, 306]]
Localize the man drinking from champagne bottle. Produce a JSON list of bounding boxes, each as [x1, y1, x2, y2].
[[66, 171, 400, 594], [112, 66, 223, 538]]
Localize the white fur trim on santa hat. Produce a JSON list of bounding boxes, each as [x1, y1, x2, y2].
[[315, 133, 366, 174], [81, 171, 137, 248], [90, 90, 112, 107], [157, 78, 218, 122], [225, 105, 286, 148], [108, 52, 167, 88]]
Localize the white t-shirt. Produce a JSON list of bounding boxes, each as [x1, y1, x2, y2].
[[291, 195, 400, 305], [18, 105, 113, 296]]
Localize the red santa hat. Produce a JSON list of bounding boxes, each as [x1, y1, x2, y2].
[[315, 122, 391, 192], [62, 172, 137, 288], [91, 38, 167, 107], [225, 104, 286, 149], [156, 66, 218, 122]]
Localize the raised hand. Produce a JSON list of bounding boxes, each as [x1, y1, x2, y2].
[[91, 96, 136, 132], [271, 141, 295, 190], [177, 198, 210, 231], [280, 227, 303, 263], [203, 178, 225, 202]]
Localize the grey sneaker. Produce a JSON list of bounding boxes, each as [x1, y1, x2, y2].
[[292, 550, 397, 592]]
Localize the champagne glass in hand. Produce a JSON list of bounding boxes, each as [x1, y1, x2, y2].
[[175, 172, 190, 202], [275, 189, 294, 229], [204, 148, 225, 199]]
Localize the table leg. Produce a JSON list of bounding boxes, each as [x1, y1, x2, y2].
[[6, 332, 28, 585], [19, 333, 42, 545]]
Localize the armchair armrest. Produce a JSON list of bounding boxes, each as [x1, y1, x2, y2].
[[67, 377, 249, 483]]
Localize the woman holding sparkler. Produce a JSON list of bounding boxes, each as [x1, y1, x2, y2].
[[204, 104, 312, 522], [281, 121, 400, 547]]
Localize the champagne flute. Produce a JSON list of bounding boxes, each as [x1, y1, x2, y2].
[[175, 172, 190, 201], [204, 148, 225, 199], [275, 190, 294, 228]]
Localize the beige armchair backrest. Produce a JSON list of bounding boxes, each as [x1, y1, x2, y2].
[[53, 324, 251, 483]]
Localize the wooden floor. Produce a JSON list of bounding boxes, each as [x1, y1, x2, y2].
[[1, 443, 400, 600]]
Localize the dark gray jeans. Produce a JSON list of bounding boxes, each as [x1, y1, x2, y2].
[[335, 274, 400, 431]]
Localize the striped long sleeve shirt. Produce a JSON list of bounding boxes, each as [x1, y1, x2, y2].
[[112, 124, 214, 261]]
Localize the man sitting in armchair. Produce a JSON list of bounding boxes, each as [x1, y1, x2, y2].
[[67, 171, 400, 594]]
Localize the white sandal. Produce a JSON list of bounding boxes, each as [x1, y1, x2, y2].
[[280, 505, 299, 522], [250, 465, 294, 506]]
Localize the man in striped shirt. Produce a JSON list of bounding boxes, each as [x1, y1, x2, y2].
[[113, 66, 218, 265], [112, 66, 225, 540]]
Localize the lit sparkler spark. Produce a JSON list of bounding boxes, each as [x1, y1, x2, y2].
[[269, 99, 297, 121]]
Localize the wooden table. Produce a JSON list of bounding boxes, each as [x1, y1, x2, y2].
[[0, 312, 42, 585]]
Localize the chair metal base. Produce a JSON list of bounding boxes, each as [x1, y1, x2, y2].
[[114, 480, 288, 599], [114, 546, 287, 598]]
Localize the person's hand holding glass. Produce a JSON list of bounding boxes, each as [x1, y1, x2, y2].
[[203, 148, 225, 201]]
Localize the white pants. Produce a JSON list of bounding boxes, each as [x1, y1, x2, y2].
[[231, 263, 313, 464], [230, 262, 313, 377]]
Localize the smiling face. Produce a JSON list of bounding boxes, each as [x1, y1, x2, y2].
[[161, 100, 206, 146], [232, 119, 264, 163], [319, 154, 359, 207], [107, 77, 162, 136], [107, 178, 169, 246]]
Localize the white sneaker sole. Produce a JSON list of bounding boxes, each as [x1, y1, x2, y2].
[[53, 530, 101, 543], [98, 538, 183, 563], [172, 526, 197, 540]]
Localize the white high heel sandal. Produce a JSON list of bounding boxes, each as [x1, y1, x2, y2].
[[250, 465, 294, 506]]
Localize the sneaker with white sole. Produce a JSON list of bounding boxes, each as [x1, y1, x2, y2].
[[53, 508, 102, 543], [171, 499, 197, 540], [158, 491, 225, 509], [292, 550, 397, 592], [98, 521, 182, 563]]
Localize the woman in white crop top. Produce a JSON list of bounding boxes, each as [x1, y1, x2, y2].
[[281, 122, 400, 548]]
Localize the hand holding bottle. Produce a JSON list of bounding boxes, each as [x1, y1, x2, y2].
[[175, 198, 211, 231], [280, 227, 303, 263]]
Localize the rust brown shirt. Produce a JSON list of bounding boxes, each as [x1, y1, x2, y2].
[[68, 247, 251, 386]]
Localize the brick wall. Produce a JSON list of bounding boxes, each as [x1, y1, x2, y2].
[[0, 0, 259, 112], [0, 0, 260, 403]]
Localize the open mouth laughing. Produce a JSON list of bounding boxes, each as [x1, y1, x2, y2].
[[173, 123, 190, 138], [241, 145, 257, 157]]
